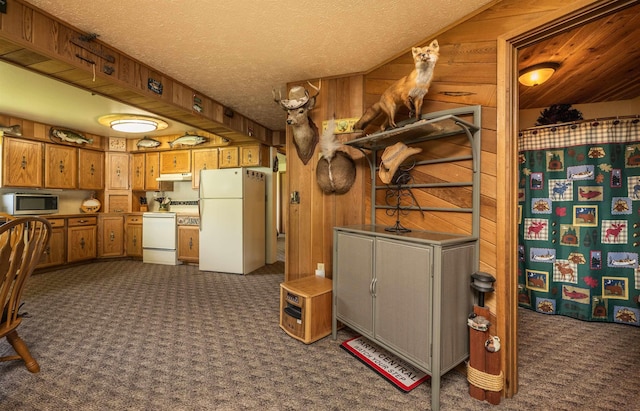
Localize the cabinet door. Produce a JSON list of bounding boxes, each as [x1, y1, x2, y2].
[[144, 152, 160, 191], [45, 144, 77, 189], [335, 232, 374, 337], [99, 215, 124, 257], [240, 145, 267, 167], [38, 226, 65, 268], [67, 225, 97, 262], [160, 150, 191, 174], [178, 225, 199, 262], [78, 149, 104, 190], [191, 148, 218, 189], [131, 153, 145, 191], [125, 216, 143, 257], [106, 152, 130, 190], [219, 147, 239, 168], [2, 137, 43, 187], [375, 238, 432, 369]]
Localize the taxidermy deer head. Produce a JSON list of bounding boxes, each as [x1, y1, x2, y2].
[[273, 80, 321, 165]]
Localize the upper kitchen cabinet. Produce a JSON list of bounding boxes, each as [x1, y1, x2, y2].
[[45, 144, 77, 189], [192, 148, 218, 189], [144, 152, 160, 191], [240, 145, 269, 167], [78, 149, 105, 190], [1, 136, 43, 188], [160, 150, 191, 174], [131, 153, 145, 191], [106, 152, 130, 190], [219, 146, 239, 168]]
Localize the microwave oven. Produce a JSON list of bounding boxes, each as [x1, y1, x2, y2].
[[1, 193, 59, 215]]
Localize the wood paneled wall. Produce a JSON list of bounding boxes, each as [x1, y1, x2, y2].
[[285, 0, 595, 398], [284, 75, 367, 281], [0, 0, 272, 144]]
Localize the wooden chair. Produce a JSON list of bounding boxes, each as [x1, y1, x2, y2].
[[0, 216, 51, 373]]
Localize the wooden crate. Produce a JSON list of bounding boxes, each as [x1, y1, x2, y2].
[[279, 276, 332, 344]]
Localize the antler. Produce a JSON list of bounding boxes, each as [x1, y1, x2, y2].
[[272, 88, 287, 110], [307, 80, 321, 98]]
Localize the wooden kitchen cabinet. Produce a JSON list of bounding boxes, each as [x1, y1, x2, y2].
[[160, 150, 191, 174], [1, 137, 43, 188], [106, 152, 130, 190], [45, 143, 77, 189], [125, 215, 143, 257], [67, 216, 97, 262], [99, 215, 125, 258], [218, 146, 239, 168], [191, 148, 218, 189], [131, 153, 146, 191], [105, 193, 130, 213], [240, 144, 269, 167], [178, 225, 199, 263], [78, 149, 104, 190], [144, 152, 160, 191], [37, 218, 66, 268]]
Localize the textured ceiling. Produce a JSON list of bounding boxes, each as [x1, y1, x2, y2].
[[21, 0, 492, 132]]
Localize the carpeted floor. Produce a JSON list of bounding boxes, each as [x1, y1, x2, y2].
[[0, 259, 638, 410]]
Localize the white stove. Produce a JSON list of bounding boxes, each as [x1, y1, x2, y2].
[[142, 212, 179, 265]]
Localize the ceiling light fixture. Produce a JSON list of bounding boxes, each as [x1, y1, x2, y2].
[[518, 63, 560, 87], [98, 114, 169, 133]]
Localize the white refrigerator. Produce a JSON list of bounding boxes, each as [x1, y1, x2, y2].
[[198, 168, 266, 274]]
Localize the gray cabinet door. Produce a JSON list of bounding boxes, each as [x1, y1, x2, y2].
[[375, 238, 432, 370], [335, 232, 374, 337]]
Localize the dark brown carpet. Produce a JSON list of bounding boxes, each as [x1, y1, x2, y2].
[[0, 260, 638, 410]]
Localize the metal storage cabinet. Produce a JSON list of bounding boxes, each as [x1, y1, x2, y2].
[[332, 104, 482, 411], [333, 226, 475, 410]]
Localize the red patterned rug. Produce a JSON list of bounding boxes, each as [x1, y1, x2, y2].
[[341, 336, 430, 392]]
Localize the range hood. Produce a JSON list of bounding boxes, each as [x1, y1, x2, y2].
[[156, 173, 192, 182]]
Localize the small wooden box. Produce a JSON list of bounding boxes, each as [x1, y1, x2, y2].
[[280, 276, 332, 344]]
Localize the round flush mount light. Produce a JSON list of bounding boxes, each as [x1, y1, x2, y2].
[[518, 63, 560, 87], [98, 114, 169, 133]]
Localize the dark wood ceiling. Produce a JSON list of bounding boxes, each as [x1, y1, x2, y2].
[[518, 3, 640, 110]]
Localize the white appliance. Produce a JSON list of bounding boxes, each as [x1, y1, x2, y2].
[[1, 193, 59, 215], [142, 212, 179, 265], [199, 168, 266, 274]]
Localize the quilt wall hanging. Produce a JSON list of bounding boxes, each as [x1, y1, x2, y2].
[[518, 117, 640, 327]]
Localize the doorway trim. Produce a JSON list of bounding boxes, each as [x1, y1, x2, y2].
[[497, 0, 638, 398]]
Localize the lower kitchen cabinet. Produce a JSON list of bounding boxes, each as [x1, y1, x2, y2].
[[38, 218, 66, 268], [67, 216, 97, 263], [99, 215, 124, 257], [332, 225, 476, 409], [178, 225, 199, 263], [125, 215, 143, 257]]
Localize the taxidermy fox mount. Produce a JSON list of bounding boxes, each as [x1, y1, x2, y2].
[[354, 40, 439, 132]]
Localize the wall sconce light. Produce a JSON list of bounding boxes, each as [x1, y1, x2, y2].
[[98, 114, 169, 133], [518, 63, 559, 87]]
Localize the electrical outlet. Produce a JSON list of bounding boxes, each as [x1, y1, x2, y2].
[[317, 263, 325, 271]]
